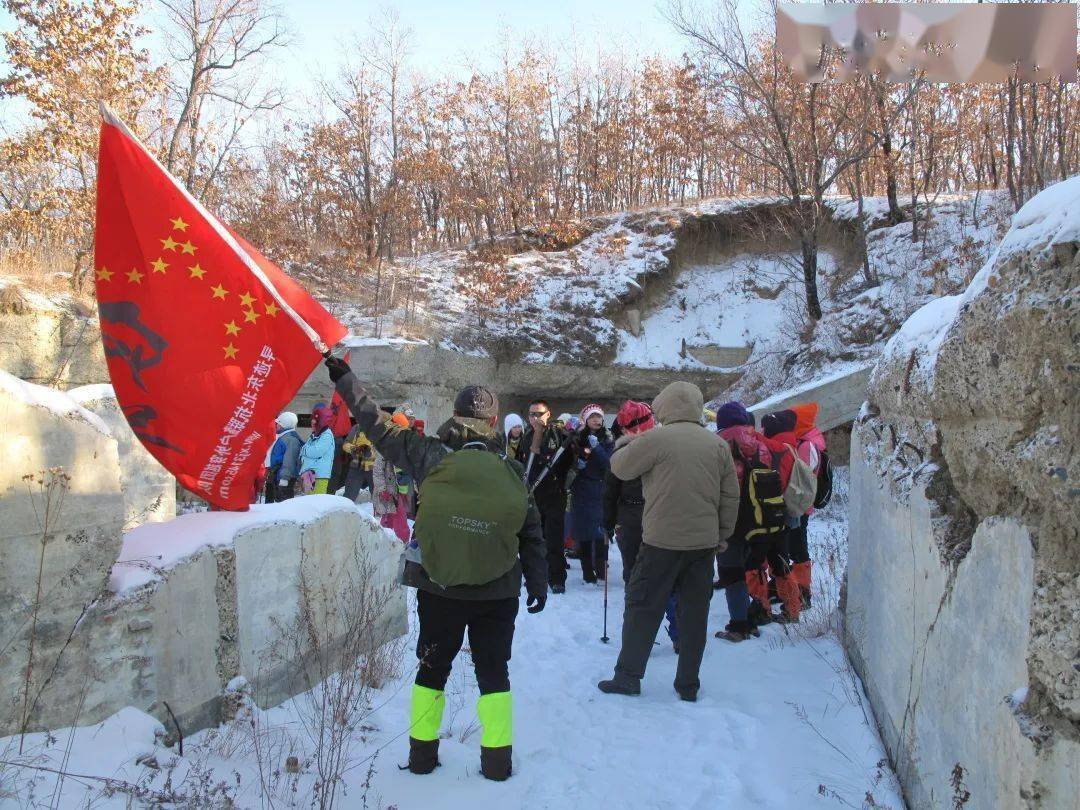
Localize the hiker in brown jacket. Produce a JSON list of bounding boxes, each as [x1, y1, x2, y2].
[[598, 381, 739, 701]]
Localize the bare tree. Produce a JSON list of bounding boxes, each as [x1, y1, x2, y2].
[[158, 0, 288, 194]]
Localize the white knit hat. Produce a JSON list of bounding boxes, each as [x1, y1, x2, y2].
[[276, 411, 298, 430], [504, 413, 524, 434], [580, 403, 604, 423]]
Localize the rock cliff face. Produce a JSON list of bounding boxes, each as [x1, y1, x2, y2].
[[847, 178, 1079, 809]]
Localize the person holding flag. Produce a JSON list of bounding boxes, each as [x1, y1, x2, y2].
[[325, 354, 547, 782]]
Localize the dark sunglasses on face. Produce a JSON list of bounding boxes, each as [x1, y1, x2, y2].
[[529, 411, 548, 417]]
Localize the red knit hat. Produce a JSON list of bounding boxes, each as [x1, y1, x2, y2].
[[617, 400, 655, 433]]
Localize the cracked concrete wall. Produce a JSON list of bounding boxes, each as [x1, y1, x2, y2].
[[847, 200, 1079, 808]]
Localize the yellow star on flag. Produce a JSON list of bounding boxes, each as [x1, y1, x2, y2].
[[188, 263, 206, 280], [224, 320, 241, 336], [180, 241, 196, 256], [96, 266, 114, 282], [264, 301, 280, 317], [161, 236, 180, 252], [170, 216, 189, 232], [243, 308, 261, 324], [223, 343, 239, 360], [238, 292, 256, 308], [211, 284, 229, 300], [126, 268, 144, 284], [151, 257, 169, 274]]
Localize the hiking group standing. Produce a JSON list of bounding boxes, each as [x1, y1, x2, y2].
[[270, 355, 832, 781]]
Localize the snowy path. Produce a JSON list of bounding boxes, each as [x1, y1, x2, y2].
[[1, 473, 903, 809]]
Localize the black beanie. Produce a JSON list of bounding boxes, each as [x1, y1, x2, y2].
[[454, 385, 499, 420], [761, 409, 797, 438]]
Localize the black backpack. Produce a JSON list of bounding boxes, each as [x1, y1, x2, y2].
[[813, 449, 833, 510], [731, 444, 788, 543]]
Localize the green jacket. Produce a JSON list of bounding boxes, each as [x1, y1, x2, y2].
[[335, 372, 548, 601]]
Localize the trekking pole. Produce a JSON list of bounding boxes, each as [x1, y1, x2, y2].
[[601, 532, 610, 643], [527, 433, 575, 495]]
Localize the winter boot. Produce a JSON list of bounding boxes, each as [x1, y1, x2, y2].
[[676, 686, 698, 702], [767, 579, 782, 605], [597, 672, 641, 696], [747, 599, 773, 628], [477, 692, 513, 781], [407, 685, 445, 774], [715, 619, 760, 643], [551, 583, 566, 594]]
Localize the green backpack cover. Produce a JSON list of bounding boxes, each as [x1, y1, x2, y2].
[[414, 449, 529, 587]]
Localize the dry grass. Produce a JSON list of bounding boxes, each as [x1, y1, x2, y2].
[[0, 247, 91, 303]]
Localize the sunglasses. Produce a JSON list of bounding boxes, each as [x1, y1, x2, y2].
[[528, 411, 548, 417]]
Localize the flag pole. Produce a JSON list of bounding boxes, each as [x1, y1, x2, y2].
[[97, 101, 332, 353]]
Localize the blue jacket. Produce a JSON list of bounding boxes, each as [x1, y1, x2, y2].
[[270, 429, 302, 479], [299, 429, 335, 479], [569, 429, 613, 543]]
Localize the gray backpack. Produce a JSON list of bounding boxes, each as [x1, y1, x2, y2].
[[779, 445, 817, 518]]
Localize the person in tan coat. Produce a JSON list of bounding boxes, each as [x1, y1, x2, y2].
[[597, 381, 739, 701]]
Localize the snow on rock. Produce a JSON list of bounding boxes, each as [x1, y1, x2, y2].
[[0, 367, 110, 435], [109, 494, 363, 594]]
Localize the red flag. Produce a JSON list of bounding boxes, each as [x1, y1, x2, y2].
[[93, 106, 347, 510], [329, 351, 353, 438]]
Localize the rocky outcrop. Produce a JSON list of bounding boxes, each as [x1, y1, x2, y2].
[[847, 177, 1080, 809], [69, 385, 176, 527], [0, 282, 106, 388], [0, 373, 407, 739], [0, 370, 125, 739]]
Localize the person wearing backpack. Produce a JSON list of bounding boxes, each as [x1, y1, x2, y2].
[[713, 401, 778, 642], [325, 355, 547, 783], [756, 409, 818, 624], [597, 382, 739, 702], [788, 402, 829, 608]]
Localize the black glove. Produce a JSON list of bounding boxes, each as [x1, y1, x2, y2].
[[526, 593, 546, 614], [325, 354, 352, 383]]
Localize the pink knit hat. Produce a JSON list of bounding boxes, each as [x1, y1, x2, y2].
[[580, 403, 604, 424]]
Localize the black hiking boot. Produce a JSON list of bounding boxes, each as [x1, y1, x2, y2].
[[715, 620, 760, 643], [406, 738, 439, 775], [747, 601, 773, 628], [774, 608, 800, 625], [597, 673, 641, 696], [480, 745, 512, 781], [676, 687, 698, 702], [583, 572, 598, 585], [551, 583, 566, 594]]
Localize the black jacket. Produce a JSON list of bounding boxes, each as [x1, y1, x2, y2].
[[335, 372, 547, 601], [516, 425, 573, 505], [602, 448, 645, 535]]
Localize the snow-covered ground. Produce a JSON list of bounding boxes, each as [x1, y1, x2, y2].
[[0, 470, 904, 810]]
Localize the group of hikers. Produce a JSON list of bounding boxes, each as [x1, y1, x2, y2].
[[272, 354, 831, 782]]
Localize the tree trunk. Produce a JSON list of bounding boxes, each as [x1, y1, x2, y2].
[[800, 226, 823, 321]]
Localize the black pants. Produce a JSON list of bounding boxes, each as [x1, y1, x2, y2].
[[579, 535, 609, 581], [616, 523, 644, 584], [343, 466, 372, 501], [415, 590, 517, 695], [265, 476, 296, 503], [536, 497, 567, 588], [788, 515, 810, 565], [615, 545, 715, 692], [745, 533, 792, 577]]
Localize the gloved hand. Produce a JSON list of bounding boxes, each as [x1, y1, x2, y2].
[[526, 593, 546, 614], [324, 354, 352, 383], [576, 458, 587, 469], [587, 434, 599, 449]]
